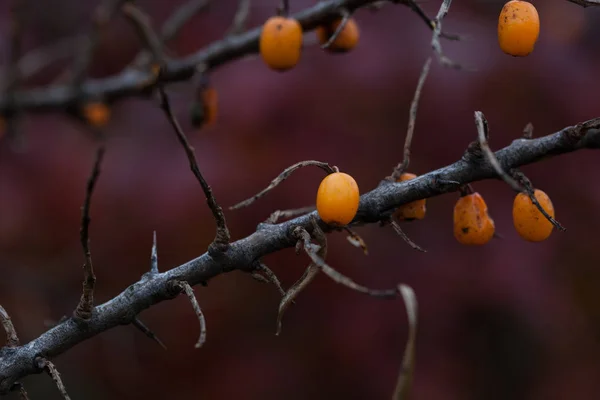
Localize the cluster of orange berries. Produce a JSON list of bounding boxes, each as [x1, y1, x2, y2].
[[498, 0, 540, 57], [453, 188, 555, 245], [259, 11, 360, 72], [314, 171, 556, 245]]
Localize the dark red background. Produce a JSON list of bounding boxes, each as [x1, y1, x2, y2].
[[1, 0, 600, 399]]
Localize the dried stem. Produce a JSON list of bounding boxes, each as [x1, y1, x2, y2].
[[401, 0, 462, 41], [158, 86, 230, 246], [391, 56, 432, 180], [132, 317, 167, 350], [230, 161, 336, 210], [178, 281, 207, 348], [344, 227, 369, 255], [0, 306, 19, 347], [252, 263, 287, 297], [321, 8, 351, 49], [390, 220, 426, 252], [392, 284, 418, 400], [74, 144, 105, 320]]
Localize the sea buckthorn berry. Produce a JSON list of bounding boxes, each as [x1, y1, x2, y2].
[[453, 192, 495, 245], [498, 0, 540, 57], [82, 102, 110, 127], [393, 172, 426, 221], [512, 189, 554, 242], [259, 16, 303, 71], [316, 172, 360, 226], [316, 17, 360, 52]]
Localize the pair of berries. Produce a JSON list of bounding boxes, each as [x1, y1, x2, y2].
[[453, 189, 555, 245], [259, 14, 360, 71]]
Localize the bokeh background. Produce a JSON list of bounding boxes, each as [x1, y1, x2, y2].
[[1, 0, 600, 399]]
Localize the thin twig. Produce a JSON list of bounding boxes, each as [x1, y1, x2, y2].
[[75, 144, 105, 320], [276, 218, 326, 335], [321, 8, 351, 49], [227, 0, 251, 37], [474, 111, 522, 192], [122, 3, 166, 66], [391, 56, 432, 180], [344, 227, 369, 255], [132, 317, 167, 350], [158, 86, 230, 245], [265, 206, 316, 224], [392, 284, 418, 400], [430, 0, 462, 69], [295, 223, 399, 298], [163, 0, 211, 43], [251, 262, 287, 297], [401, 0, 462, 41], [391, 220, 426, 252], [37, 359, 71, 400], [0, 306, 19, 347], [179, 281, 207, 348], [230, 161, 336, 210]]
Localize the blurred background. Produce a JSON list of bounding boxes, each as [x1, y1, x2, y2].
[[1, 0, 600, 398]]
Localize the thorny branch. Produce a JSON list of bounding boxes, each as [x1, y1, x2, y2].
[[74, 144, 106, 320], [0, 118, 599, 392], [0, 0, 460, 113]]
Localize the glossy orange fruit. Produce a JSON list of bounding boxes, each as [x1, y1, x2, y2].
[[316, 172, 360, 225]]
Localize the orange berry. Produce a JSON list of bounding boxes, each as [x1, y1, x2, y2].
[[498, 0, 540, 57], [316, 172, 360, 226], [316, 17, 360, 52], [0, 117, 5, 139], [512, 189, 554, 242], [259, 16, 303, 71], [82, 102, 110, 127], [202, 87, 218, 127], [453, 192, 495, 245], [393, 173, 426, 221]]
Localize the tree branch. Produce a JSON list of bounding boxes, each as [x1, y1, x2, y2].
[[0, 0, 447, 113], [0, 119, 598, 392]]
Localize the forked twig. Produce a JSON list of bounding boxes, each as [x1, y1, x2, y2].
[[158, 86, 230, 246], [178, 281, 207, 348], [75, 144, 105, 320], [230, 161, 336, 210], [391, 220, 427, 252], [430, 0, 462, 69], [391, 56, 432, 180], [251, 262, 287, 297], [392, 284, 418, 400], [401, 0, 462, 41]]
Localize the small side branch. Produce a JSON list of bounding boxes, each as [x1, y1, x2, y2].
[[35, 358, 71, 400], [390, 220, 426, 252], [391, 284, 418, 400], [230, 161, 336, 210], [132, 317, 167, 350], [430, 0, 462, 69], [122, 3, 166, 65], [0, 305, 19, 347], [265, 206, 316, 224], [150, 231, 159, 275], [391, 56, 432, 180], [251, 262, 287, 297], [178, 281, 207, 348], [227, 0, 251, 37], [75, 144, 106, 320], [162, 0, 211, 43], [158, 86, 230, 246]]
